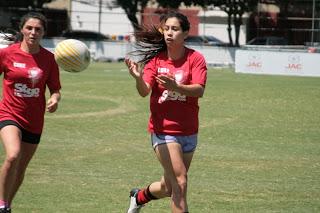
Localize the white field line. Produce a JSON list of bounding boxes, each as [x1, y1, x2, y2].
[[45, 94, 136, 119]]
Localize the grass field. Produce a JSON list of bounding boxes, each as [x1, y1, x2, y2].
[[1, 62, 320, 212]]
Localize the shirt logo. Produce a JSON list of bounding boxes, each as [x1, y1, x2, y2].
[[157, 67, 169, 74], [13, 62, 26, 68], [14, 83, 40, 98], [174, 70, 185, 84], [28, 67, 43, 86], [158, 90, 186, 103]]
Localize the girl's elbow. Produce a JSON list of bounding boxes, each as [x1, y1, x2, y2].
[[198, 88, 205, 97], [140, 93, 148, 97], [139, 90, 149, 97]]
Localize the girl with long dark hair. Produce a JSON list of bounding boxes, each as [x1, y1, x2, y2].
[[0, 12, 61, 213], [125, 10, 207, 213]]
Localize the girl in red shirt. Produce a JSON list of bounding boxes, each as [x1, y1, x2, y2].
[[0, 12, 61, 212], [125, 10, 207, 213]]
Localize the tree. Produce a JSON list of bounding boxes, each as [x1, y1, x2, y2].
[[159, 0, 257, 46], [155, 0, 258, 46], [213, 0, 258, 46], [112, 0, 149, 31], [154, 0, 210, 8], [114, 0, 258, 46], [0, 0, 53, 8], [114, 0, 214, 31]]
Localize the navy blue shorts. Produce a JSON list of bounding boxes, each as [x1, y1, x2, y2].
[[0, 120, 41, 144]]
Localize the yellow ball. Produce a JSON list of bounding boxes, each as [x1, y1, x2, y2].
[[54, 39, 90, 73]]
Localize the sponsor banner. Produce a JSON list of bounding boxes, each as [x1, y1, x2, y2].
[[235, 50, 320, 77]]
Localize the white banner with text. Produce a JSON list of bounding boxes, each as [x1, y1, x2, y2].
[[235, 50, 320, 77]]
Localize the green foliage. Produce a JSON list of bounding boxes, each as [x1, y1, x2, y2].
[[0, 0, 53, 8], [113, 0, 149, 30], [114, 0, 258, 46], [113, 0, 219, 29], [212, 0, 258, 46]]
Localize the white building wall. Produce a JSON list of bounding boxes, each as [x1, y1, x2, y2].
[[199, 23, 247, 45], [70, 1, 134, 36], [70, 1, 246, 44], [198, 9, 247, 45]]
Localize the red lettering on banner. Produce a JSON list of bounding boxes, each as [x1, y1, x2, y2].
[[286, 64, 302, 70], [247, 62, 262, 68]]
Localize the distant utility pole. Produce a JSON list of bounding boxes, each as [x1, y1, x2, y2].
[[311, 0, 315, 44], [98, 0, 102, 33]]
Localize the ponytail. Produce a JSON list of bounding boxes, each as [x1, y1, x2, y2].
[[0, 29, 19, 46], [129, 25, 166, 66], [127, 10, 190, 66]]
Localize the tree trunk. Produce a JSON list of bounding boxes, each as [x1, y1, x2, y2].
[[227, 13, 233, 46], [234, 16, 242, 47], [129, 13, 140, 31]]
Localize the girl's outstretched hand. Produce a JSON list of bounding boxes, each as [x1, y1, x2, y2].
[[125, 58, 150, 97], [156, 74, 177, 91], [125, 58, 142, 79]]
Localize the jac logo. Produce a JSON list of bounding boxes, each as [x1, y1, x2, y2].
[[285, 55, 302, 71], [247, 62, 262, 68], [286, 64, 302, 70], [246, 54, 262, 69]]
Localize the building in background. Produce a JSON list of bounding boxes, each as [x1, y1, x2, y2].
[[66, 0, 247, 44], [0, 1, 68, 37], [1, 0, 318, 45], [198, 8, 247, 45], [247, 0, 320, 45], [68, 0, 133, 37]]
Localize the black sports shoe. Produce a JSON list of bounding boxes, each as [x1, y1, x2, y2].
[[0, 208, 11, 213], [127, 188, 143, 213]]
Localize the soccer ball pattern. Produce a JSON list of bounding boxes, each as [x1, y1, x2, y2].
[[54, 39, 90, 73]]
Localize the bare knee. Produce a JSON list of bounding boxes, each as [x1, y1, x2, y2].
[[160, 179, 172, 197], [177, 174, 187, 190], [4, 152, 20, 167], [172, 174, 188, 196]]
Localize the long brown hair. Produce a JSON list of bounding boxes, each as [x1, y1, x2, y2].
[[19, 12, 47, 32], [0, 12, 47, 43], [17, 12, 47, 41], [129, 10, 190, 66]]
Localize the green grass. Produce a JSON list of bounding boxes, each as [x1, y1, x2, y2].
[[1, 62, 320, 212]]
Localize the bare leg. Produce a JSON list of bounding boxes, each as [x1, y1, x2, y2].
[[8, 142, 38, 205], [149, 151, 194, 199], [151, 143, 194, 213], [0, 126, 22, 203], [0, 125, 38, 207]]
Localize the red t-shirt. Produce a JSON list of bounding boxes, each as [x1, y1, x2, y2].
[[0, 43, 61, 134], [143, 47, 207, 135]]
